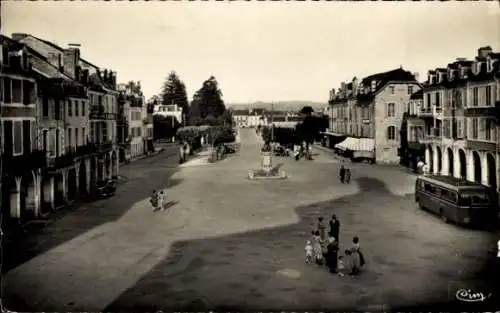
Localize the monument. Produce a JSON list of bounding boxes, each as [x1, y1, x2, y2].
[[248, 140, 288, 180]]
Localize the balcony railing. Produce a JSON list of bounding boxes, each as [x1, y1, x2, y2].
[[418, 107, 433, 115], [89, 112, 117, 120], [2, 150, 47, 176]]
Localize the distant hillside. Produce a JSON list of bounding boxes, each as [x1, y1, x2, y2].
[[227, 101, 327, 112]]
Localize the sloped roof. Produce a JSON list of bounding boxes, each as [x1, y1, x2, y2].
[[361, 68, 417, 86], [232, 109, 249, 115]]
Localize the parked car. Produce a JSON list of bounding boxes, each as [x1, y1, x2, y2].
[[94, 179, 117, 199]]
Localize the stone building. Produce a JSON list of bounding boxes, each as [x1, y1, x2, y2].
[[1, 35, 45, 226], [419, 46, 500, 191], [117, 81, 147, 160], [328, 68, 420, 163]]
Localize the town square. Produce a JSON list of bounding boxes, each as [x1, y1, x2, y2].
[[1, 2, 500, 312]]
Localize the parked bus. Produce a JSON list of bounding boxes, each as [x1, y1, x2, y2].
[[415, 175, 498, 227]]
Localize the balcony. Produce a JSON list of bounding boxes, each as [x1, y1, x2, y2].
[[417, 107, 433, 117], [96, 141, 113, 153], [466, 139, 497, 152], [464, 106, 496, 118], [89, 105, 117, 120], [2, 150, 47, 177]]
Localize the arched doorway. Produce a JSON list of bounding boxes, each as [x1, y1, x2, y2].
[[427, 145, 434, 173], [105, 153, 111, 179], [459, 149, 467, 179], [67, 167, 77, 201], [20, 171, 36, 221], [487, 153, 497, 190], [473, 151, 482, 183], [54, 172, 64, 208], [2, 175, 18, 223], [447, 148, 454, 176], [436, 146, 442, 174], [111, 151, 118, 178], [79, 161, 87, 197]]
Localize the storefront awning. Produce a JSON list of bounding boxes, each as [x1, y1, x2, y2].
[[335, 137, 359, 151]]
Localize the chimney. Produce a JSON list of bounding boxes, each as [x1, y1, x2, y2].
[[371, 80, 376, 92], [11, 33, 28, 42], [478, 46, 492, 59], [63, 45, 80, 79]]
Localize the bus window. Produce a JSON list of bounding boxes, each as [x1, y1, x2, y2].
[[459, 193, 489, 206], [441, 189, 457, 203], [424, 182, 436, 194]]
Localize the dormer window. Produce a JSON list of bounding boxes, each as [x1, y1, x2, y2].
[[473, 62, 481, 75], [487, 58, 493, 72], [447, 69, 454, 81], [437, 72, 443, 83], [460, 67, 468, 79]]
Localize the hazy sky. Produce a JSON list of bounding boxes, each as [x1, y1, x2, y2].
[[2, 2, 499, 103]]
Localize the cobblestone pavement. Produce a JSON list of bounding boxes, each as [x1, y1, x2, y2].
[[3, 129, 498, 312]]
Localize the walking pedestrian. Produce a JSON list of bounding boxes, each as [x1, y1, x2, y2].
[[158, 190, 165, 211], [339, 165, 346, 183], [345, 169, 351, 184], [312, 231, 324, 266], [329, 214, 340, 242], [150, 190, 158, 211], [305, 240, 313, 264]]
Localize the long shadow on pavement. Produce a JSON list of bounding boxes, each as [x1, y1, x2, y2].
[[2, 154, 181, 274], [105, 177, 498, 312]]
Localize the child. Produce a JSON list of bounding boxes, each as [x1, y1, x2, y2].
[[305, 241, 313, 264], [337, 255, 345, 277], [317, 217, 326, 241]]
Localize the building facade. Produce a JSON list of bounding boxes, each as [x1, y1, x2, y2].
[[153, 103, 183, 124], [418, 47, 500, 191], [117, 81, 147, 160], [328, 68, 420, 163], [2, 33, 122, 227]]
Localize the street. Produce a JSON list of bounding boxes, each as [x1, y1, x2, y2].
[[3, 129, 498, 311]]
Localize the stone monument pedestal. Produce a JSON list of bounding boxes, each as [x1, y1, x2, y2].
[[261, 152, 272, 173]]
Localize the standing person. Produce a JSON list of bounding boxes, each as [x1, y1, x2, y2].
[[345, 169, 351, 184], [312, 231, 324, 266], [325, 236, 340, 274], [329, 214, 340, 242], [179, 143, 185, 164], [339, 165, 346, 183], [158, 190, 165, 211], [150, 190, 158, 211], [349, 236, 364, 275], [304, 241, 313, 264], [317, 217, 326, 241]]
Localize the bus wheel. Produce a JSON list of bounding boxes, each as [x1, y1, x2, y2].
[[440, 209, 448, 223]]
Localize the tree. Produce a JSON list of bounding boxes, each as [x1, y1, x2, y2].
[[194, 76, 226, 120], [300, 106, 314, 116], [153, 115, 181, 140], [161, 71, 189, 123]]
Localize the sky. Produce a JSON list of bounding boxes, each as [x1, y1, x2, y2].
[[2, 2, 499, 104]]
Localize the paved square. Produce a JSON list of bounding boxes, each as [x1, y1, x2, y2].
[[3, 129, 497, 311]]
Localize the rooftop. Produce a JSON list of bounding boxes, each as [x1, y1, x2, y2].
[[421, 175, 488, 189]]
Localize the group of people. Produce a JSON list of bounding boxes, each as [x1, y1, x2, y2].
[[305, 215, 365, 276], [339, 165, 351, 184], [293, 143, 313, 161], [150, 189, 167, 211]]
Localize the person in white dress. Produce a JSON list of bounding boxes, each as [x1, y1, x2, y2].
[[158, 191, 165, 211]]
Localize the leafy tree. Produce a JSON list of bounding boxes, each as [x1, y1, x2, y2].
[[161, 71, 189, 123], [300, 106, 314, 116], [193, 76, 226, 120], [153, 115, 181, 140]]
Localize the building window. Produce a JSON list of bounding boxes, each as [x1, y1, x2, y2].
[[68, 100, 73, 117], [81, 101, 86, 116], [82, 127, 86, 144], [473, 87, 478, 107], [387, 126, 396, 140], [426, 93, 431, 108], [486, 86, 492, 106], [75, 128, 79, 146], [12, 79, 22, 103], [435, 92, 441, 108], [75, 100, 79, 116], [3, 77, 10, 103], [485, 119, 492, 141], [23, 80, 34, 105], [386, 103, 395, 117], [138, 127, 142, 137], [68, 128, 72, 147], [457, 118, 464, 139], [13, 121, 23, 155], [472, 118, 478, 139], [408, 86, 413, 95], [389, 86, 395, 94]]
